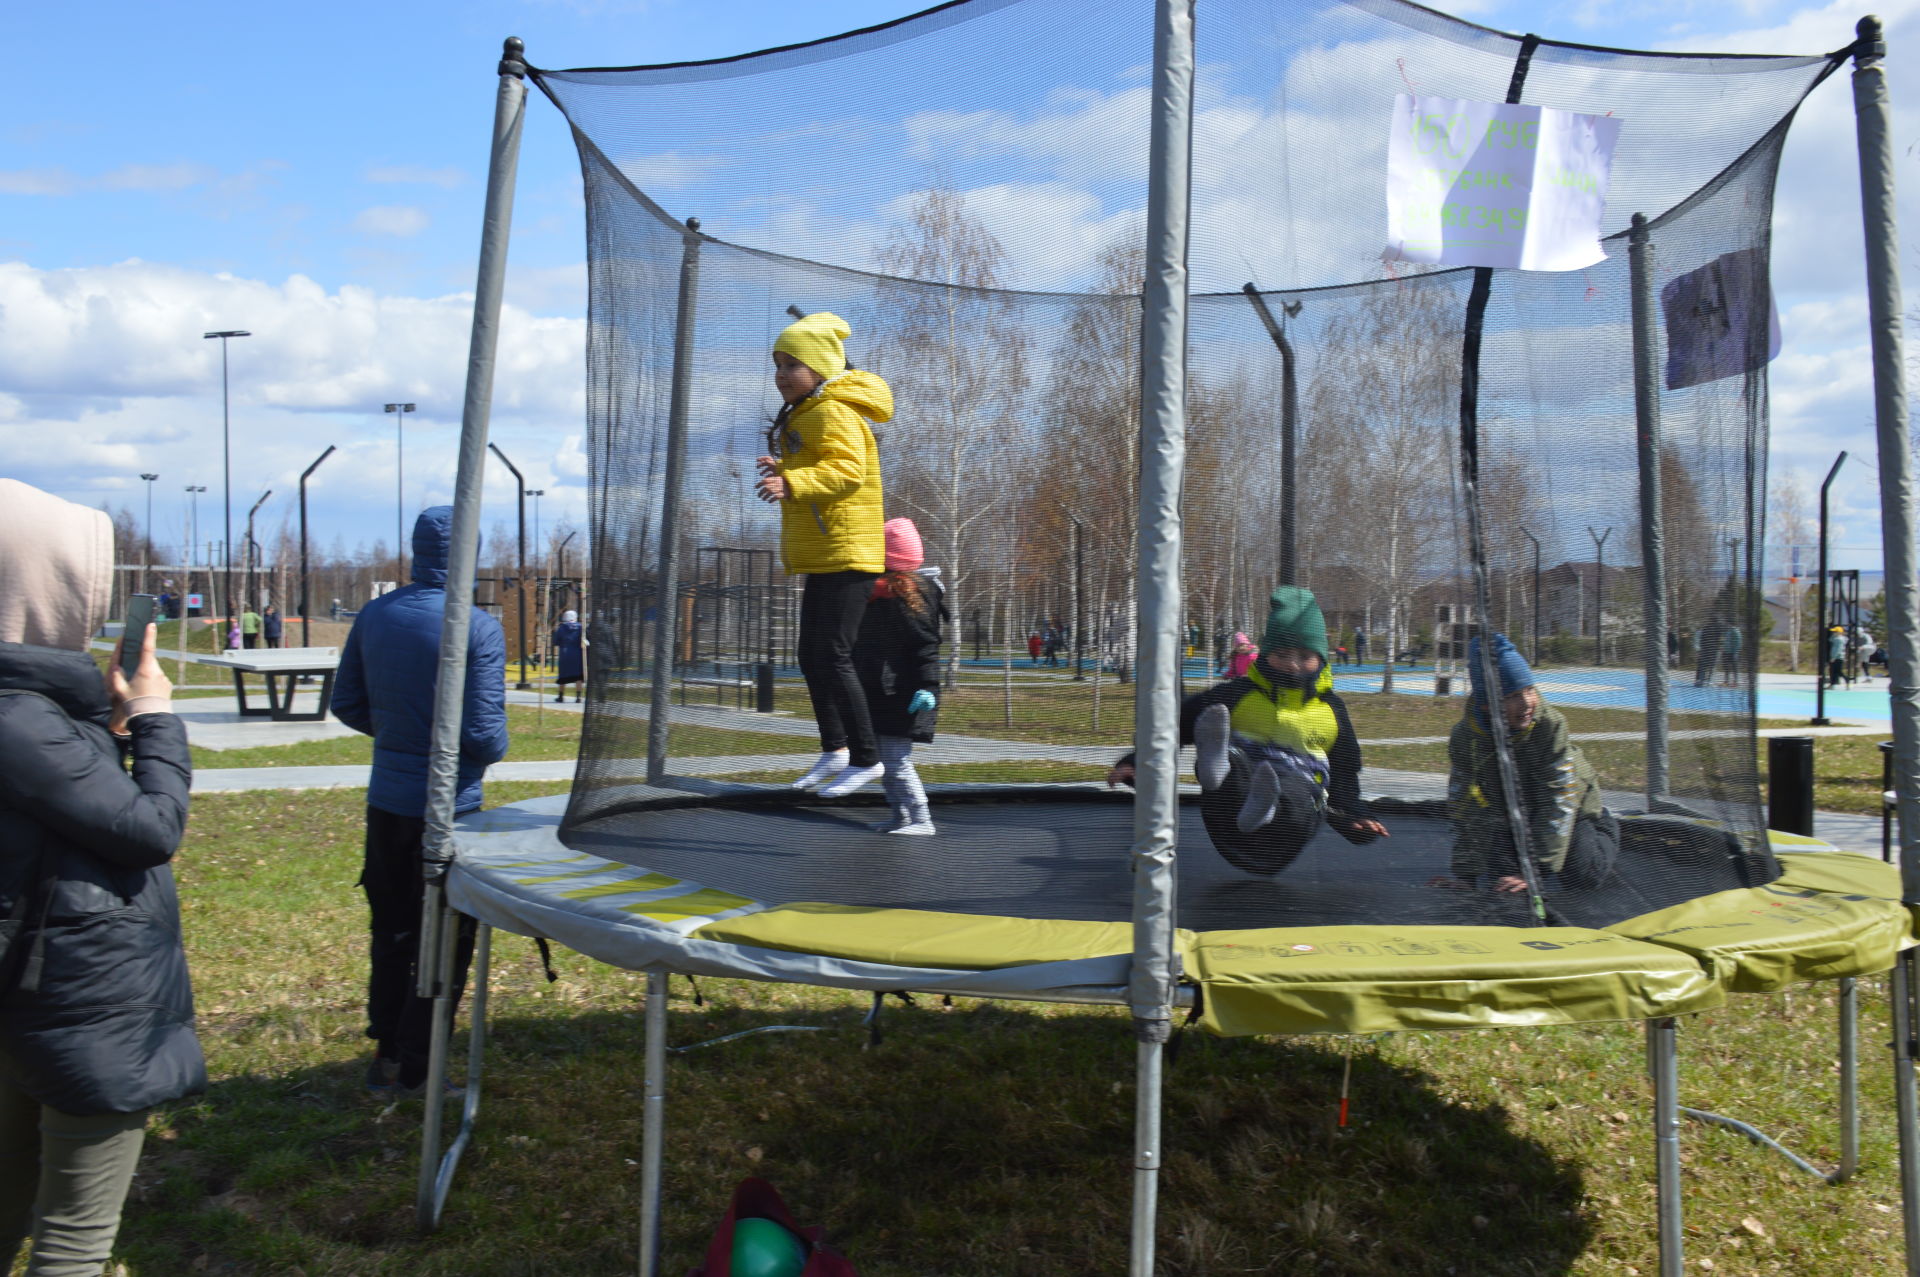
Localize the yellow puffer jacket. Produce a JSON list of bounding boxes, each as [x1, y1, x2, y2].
[[773, 370, 892, 575]]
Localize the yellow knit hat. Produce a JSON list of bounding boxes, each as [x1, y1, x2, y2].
[[774, 311, 852, 378]]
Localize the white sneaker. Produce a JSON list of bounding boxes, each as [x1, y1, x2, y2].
[[792, 750, 849, 791], [871, 804, 911, 833], [889, 819, 937, 836], [1194, 704, 1232, 792], [818, 762, 885, 797]]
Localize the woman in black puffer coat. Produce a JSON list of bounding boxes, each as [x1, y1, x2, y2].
[[0, 478, 199, 1277]]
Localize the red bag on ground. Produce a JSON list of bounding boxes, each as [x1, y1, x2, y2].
[[687, 1176, 859, 1276]]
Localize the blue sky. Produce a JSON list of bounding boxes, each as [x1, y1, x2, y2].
[[3, 0, 1911, 578]]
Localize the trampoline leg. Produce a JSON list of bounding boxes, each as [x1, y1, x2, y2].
[[415, 900, 466, 1233], [639, 969, 670, 1277], [1649, 1016, 1684, 1277], [1892, 953, 1920, 1272], [1129, 1036, 1164, 1277], [1839, 975, 1860, 1183]]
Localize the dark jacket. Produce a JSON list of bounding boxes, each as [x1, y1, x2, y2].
[[854, 570, 946, 742], [552, 621, 584, 684], [262, 609, 283, 642], [1117, 662, 1370, 825], [331, 507, 510, 817], [0, 641, 202, 1115]]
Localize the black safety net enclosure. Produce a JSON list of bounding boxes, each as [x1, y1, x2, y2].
[[529, 0, 1838, 933]]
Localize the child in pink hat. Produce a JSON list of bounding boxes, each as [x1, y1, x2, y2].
[[852, 518, 946, 834]]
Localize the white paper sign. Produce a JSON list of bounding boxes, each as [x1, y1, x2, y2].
[[1385, 94, 1623, 272]]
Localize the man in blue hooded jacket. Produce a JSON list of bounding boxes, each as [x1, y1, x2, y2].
[[332, 507, 509, 1092]]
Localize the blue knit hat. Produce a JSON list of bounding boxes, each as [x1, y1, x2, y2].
[[1468, 632, 1534, 705]]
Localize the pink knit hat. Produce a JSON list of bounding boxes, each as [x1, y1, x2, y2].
[[884, 518, 923, 572]]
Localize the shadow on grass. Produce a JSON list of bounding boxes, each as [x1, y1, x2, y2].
[[119, 997, 1595, 1276]]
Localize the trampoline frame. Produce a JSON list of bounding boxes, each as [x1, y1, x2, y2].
[[411, 11, 1920, 1275]]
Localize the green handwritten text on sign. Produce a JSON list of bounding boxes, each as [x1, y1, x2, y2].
[[1386, 94, 1622, 271]]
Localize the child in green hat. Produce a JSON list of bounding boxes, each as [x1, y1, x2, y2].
[[1107, 586, 1387, 874]]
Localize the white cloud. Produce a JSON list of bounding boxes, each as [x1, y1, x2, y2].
[[0, 162, 217, 196], [364, 164, 465, 188], [352, 205, 430, 237], [0, 260, 587, 548]]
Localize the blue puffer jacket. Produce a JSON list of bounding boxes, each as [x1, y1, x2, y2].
[[332, 507, 510, 817]]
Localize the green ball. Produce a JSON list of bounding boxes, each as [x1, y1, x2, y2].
[[730, 1216, 807, 1277]]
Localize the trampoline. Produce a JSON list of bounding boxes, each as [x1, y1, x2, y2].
[[401, 2, 1920, 1273]]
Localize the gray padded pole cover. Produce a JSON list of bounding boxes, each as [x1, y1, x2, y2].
[[423, 43, 528, 873], [1853, 20, 1920, 902], [1629, 214, 1671, 800], [1129, 0, 1193, 1034]]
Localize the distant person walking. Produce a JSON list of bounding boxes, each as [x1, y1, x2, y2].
[[552, 610, 585, 704], [1352, 630, 1368, 666], [240, 607, 261, 650], [1028, 631, 1044, 665], [1828, 626, 1848, 688], [1719, 625, 1742, 686], [261, 604, 283, 649]]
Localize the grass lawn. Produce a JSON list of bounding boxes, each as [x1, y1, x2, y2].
[[82, 783, 1906, 1275], [190, 709, 803, 771]]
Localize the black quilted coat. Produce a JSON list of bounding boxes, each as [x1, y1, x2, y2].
[[0, 641, 203, 1115]]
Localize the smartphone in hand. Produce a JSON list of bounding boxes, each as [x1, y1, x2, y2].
[[121, 595, 157, 679]]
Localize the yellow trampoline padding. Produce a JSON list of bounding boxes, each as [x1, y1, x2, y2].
[[625, 886, 755, 922], [693, 902, 1148, 971], [1190, 925, 1721, 1038], [1609, 853, 1911, 992]]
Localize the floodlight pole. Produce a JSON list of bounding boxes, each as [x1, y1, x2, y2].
[[1241, 285, 1302, 584], [1071, 512, 1086, 680], [203, 329, 251, 630], [139, 473, 159, 592], [1129, 1, 1195, 1273], [1814, 451, 1848, 725], [1588, 527, 1611, 668], [489, 443, 532, 688], [1629, 214, 1670, 800], [299, 448, 335, 647], [388, 402, 417, 578], [647, 218, 704, 785], [1851, 20, 1920, 1268], [1521, 526, 1543, 667], [416, 35, 526, 1236]]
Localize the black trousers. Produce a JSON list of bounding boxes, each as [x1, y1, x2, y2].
[[797, 570, 879, 767], [361, 806, 476, 1087], [1199, 747, 1326, 876]]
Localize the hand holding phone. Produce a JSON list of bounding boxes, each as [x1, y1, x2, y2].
[[108, 601, 172, 733], [120, 595, 157, 679]]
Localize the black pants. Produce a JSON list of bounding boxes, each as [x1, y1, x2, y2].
[[361, 806, 476, 1088], [797, 570, 879, 767], [1199, 747, 1326, 876], [242, 633, 258, 649], [1458, 810, 1621, 892]]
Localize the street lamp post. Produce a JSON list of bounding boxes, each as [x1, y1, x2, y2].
[[386, 402, 417, 579], [139, 473, 159, 593], [1588, 526, 1612, 667], [489, 444, 532, 688], [526, 489, 545, 674], [203, 330, 251, 632], [245, 490, 272, 636], [1520, 525, 1543, 667], [299, 447, 336, 648]]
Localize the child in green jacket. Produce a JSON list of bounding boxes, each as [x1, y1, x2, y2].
[[1108, 587, 1387, 875], [1444, 634, 1617, 893]]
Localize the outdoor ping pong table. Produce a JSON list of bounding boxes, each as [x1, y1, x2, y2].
[[200, 646, 340, 722]]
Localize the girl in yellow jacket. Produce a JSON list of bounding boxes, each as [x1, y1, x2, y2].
[[754, 311, 893, 796]]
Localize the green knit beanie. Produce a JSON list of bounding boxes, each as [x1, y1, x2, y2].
[[1260, 586, 1329, 661]]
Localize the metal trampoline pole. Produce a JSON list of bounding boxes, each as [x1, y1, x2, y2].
[[1852, 20, 1919, 906], [1894, 952, 1920, 1270], [639, 969, 670, 1277], [1649, 1016, 1683, 1277], [421, 34, 528, 992], [1628, 213, 1670, 801], [647, 220, 703, 784], [416, 898, 460, 1232], [1128, 0, 1195, 1270]]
